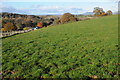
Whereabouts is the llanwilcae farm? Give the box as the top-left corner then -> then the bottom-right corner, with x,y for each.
2,15 -> 118,78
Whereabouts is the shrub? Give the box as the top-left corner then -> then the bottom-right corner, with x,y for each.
37,22 -> 43,28
15,23 -> 23,30
25,20 -> 33,27
3,22 -> 14,31
23,27 -> 30,30
54,19 -> 61,24
60,13 -> 78,24
1,28 -> 5,32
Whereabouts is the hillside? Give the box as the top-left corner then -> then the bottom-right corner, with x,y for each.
1,12 -> 42,19
1,12 -> 59,31
2,15 -> 118,79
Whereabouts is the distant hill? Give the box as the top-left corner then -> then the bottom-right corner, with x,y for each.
1,12 -> 42,19
113,11 -> 119,14
1,12 -> 60,19
82,12 -> 94,15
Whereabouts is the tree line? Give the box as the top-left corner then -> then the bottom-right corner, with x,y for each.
93,7 -> 112,16
1,7 -> 113,32
1,12 -> 56,32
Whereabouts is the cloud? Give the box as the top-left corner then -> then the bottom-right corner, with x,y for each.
0,0 -> 9,2
1,2 -> 117,15
1,5 -> 85,15
0,5 -> 28,14
108,0 -> 120,2
36,6 -> 84,15
33,6 -> 84,14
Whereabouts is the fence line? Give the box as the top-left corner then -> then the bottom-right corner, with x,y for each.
0,29 -> 33,38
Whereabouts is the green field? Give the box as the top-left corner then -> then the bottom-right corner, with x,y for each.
2,15 -> 118,78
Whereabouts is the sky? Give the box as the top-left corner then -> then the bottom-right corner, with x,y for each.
0,0 -> 119,15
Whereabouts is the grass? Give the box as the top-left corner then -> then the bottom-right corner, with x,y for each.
2,15 -> 118,78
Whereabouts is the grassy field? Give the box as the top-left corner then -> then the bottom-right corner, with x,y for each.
2,15 -> 118,79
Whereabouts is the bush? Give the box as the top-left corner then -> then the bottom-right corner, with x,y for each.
60,13 -> 78,24
37,22 -> 43,28
1,28 -> 5,32
15,23 -> 23,30
23,27 -> 30,30
54,19 -> 61,24
3,22 -> 14,31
